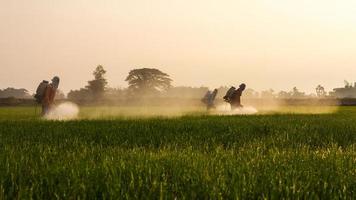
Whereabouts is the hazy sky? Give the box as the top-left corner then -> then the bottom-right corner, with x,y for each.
1,0 -> 356,94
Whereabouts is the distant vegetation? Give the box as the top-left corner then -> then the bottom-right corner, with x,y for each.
0,65 -> 347,104
0,88 -> 31,99
68,65 -> 108,102
63,65 -> 336,104
126,68 -> 172,96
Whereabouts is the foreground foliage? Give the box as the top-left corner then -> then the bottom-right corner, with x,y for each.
0,107 -> 355,199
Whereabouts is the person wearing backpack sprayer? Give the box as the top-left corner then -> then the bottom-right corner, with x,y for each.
201,89 -> 218,111
223,83 -> 246,110
34,76 -> 60,116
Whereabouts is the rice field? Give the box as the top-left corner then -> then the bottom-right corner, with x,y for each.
0,105 -> 355,199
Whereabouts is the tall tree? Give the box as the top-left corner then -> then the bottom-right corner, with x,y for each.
86,65 -> 108,100
316,85 -> 326,97
125,68 -> 172,95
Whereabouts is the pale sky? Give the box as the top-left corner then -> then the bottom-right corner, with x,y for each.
1,0 -> 356,94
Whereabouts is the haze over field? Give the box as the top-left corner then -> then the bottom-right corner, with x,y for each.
1,0 -> 356,93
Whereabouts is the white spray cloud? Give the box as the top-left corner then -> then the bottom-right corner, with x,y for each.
45,102 -> 79,120
215,104 -> 258,115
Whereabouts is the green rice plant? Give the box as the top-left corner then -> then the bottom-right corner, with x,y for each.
0,106 -> 355,199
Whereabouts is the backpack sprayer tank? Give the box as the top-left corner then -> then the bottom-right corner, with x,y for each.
223,87 -> 236,103
34,80 -> 49,103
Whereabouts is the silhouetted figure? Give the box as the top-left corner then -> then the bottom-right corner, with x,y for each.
202,89 -> 218,110
35,76 -> 60,116
223,83 -> 246,110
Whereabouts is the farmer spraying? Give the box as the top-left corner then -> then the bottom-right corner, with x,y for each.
34,76 -> 60,116
223,83 -> 246,110
201,89 -> 218,111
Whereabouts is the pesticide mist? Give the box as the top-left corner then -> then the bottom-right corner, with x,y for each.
216,104 -> 258,115
45,102 -> 79,120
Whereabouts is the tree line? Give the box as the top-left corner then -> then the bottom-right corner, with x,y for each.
67,66 -> 174,103
0,88 -> 65,99
0,65 -> 333,101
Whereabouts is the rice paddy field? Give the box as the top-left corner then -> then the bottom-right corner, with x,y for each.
0,105 -> 355,199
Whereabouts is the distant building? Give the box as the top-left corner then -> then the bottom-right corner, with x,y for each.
332,82 -> 356,98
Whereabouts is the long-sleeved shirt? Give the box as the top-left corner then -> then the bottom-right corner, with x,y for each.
231,88 -> 243,106
42,84 -> 56,106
